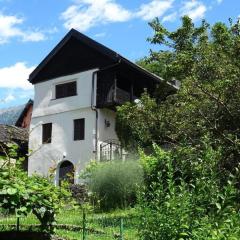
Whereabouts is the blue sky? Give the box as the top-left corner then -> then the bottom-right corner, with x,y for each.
0,0 -> 239,108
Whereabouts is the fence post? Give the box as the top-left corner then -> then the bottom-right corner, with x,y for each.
120,217 -> 124,240
82,210 -> 86,240
16,217 -> 20,232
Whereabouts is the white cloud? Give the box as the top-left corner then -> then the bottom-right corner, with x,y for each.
61,0 -> 132,32
61,0 -> 175,31
0,93 -> 15,103
94,32 -> 107,38
162,12 -> 177,22
61,0 -> 210,31
0,12 -> 46,44
136,0 -> 174,21
22,31 -> 46,42
0,62 -> 34,90
216,0 -> 223,4
180,0 -> 207,21
19,90 -> 34,99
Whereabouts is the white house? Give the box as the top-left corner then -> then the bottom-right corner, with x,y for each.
28,29 -> 176,185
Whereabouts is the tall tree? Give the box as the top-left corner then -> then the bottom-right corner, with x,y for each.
116,16 -> 240,169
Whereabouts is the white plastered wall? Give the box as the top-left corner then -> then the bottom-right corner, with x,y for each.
29,70 -> 97,184
97,109 -> 119,160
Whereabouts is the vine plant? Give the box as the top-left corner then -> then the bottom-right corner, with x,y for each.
0,143 -> 71,233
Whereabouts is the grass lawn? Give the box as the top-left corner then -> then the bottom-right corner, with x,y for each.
0,208 -> 139,240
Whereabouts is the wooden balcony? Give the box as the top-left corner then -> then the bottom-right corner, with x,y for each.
95,66 -> 175,109
107,86 -> 136,105
97,85 -> 137,108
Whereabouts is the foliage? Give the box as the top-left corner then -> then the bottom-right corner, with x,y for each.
117,16 -> 240,171
83,161 -> 143,211
116,92 -> 174,153
69,184 -> 88,204
139,144 -> 240,240
116,16 -> 240,239
0,143 -> 71,233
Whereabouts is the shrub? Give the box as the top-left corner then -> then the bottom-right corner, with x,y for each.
84,161 -> 143,211
0,143 -> 72,233
69,184 -> 88,204
138,144 -> 240,240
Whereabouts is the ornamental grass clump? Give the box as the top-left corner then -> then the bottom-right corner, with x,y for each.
84,160 -> 143,211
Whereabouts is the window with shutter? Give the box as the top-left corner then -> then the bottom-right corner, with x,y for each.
74,119 -> 85,140
55,81 -> 77,99
42,123 -> 52,144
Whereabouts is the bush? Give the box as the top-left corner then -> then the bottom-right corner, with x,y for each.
0,143 -> 72,233
84,161 -> 143,211
69,184 -> 88,204
138,144 -> 240,240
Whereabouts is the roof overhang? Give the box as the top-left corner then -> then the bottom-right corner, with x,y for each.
28,29 -> 177,92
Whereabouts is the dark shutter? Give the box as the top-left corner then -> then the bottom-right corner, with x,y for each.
67,81 -> 77,96
42,123 -> 52,144
74,119 -> 85,140
56,81 -> 77,99
56,84 -> 64,99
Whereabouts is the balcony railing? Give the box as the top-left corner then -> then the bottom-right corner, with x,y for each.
100,139 -> 123,161
105,86 -> 136,106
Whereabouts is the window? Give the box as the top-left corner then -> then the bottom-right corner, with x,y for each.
42,123 -> 52,144
55,81 -> 77,99
74,119 -> 85,140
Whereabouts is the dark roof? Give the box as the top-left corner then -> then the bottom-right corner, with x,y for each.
29,29 -> 175,89
0,125 -> 28,143
0,100 -> 33,126
15,99 -> 33,127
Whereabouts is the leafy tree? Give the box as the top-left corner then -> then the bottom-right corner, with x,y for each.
116,92 -> 174,152
117,16 -> 240,171
117,16 -> 240,239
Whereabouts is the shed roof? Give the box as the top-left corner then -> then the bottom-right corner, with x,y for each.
0,124 -> 28,143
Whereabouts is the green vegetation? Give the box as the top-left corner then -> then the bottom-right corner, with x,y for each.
2,16 -> 240,240
138,144 -> 240,239
83,160 -> 143,211
0,143 -> 71,233
0,209 -> 138,240
116,16 -> 240,239
118,16 -> 240,162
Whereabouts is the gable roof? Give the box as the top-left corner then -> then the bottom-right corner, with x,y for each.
0,100 -> 33,126
28,29 -> 170,86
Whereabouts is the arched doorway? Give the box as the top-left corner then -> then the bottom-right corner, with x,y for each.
58,161 -> 75,186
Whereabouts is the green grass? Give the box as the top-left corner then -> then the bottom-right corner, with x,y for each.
0,213 -> 39,225
0,208 -> 139,240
